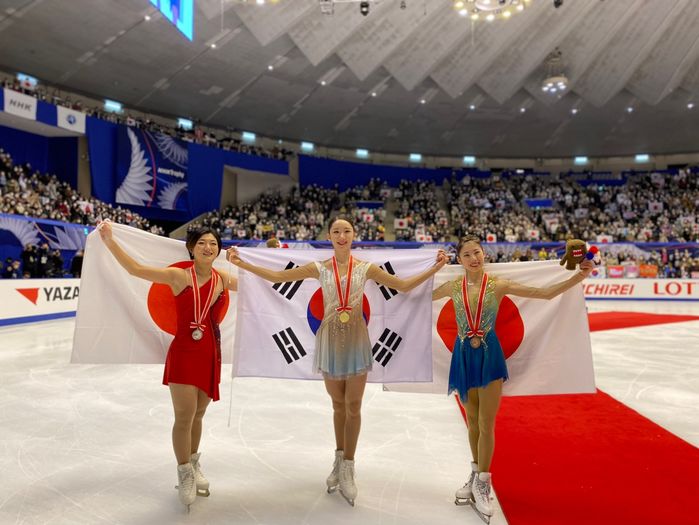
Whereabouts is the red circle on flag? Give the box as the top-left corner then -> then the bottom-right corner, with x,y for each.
147,261 -> 230,335
436,297 -> 524,359
307,287 -> 371,334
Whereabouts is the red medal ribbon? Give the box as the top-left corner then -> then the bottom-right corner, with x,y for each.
190,266 -> 219,333
332,256 -> 354,315
462,273 -> 487,339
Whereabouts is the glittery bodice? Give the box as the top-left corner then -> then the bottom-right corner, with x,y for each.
450,276 -> 498,342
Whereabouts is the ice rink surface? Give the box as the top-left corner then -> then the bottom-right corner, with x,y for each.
1,299 -> 696,525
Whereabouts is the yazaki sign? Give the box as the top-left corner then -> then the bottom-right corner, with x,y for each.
583,279 -> 699,301
0,279 -> 80,325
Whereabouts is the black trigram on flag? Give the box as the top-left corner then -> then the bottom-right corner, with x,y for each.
377,261 -> 399,300
372,328 -> 402,367
272,327 -> 307,364
272,261 -> 304,300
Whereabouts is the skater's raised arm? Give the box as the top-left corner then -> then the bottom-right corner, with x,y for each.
497,259 -> 594,301
99,222 -> 183,287
367,250 -> 448,293
432,280 -> 452,301
226,246 -> 319,283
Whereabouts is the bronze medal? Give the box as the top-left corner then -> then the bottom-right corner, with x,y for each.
463,273 -> 488,346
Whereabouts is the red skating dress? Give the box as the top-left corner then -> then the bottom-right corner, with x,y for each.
162,271 -> 226,401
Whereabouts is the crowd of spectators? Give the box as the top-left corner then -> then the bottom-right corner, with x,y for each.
190,184 -> 340,241
2,78 -> 294,161
343,179 -> 387,241
0,149 -> 163,234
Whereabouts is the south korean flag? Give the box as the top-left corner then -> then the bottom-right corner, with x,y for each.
233,248 -> 438,383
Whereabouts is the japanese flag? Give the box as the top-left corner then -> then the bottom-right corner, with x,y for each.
387,260 -> 595,397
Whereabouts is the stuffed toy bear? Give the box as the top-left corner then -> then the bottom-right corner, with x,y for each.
559,239 -> 587,270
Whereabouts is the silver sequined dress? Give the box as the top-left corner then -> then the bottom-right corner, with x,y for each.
313,260 -> 372,379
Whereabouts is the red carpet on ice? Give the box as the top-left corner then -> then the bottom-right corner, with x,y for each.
471,311 -> 699,525
587,311 -> 699,332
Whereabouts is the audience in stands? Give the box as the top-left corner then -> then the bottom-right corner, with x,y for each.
190,184 -> 340,241
0,149 -> 164,234
1,79 -> 294,161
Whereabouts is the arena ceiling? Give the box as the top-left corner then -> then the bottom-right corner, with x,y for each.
1,0 -> 699,158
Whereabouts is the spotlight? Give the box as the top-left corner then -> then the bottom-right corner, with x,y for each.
553,0 -> 563,7
360,1 -> 369,16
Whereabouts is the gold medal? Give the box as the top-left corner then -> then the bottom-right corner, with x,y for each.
332,256 -> 354,324
470,336 -> 481,349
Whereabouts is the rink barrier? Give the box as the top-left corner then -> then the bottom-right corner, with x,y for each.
583,278 -> 699,301
1,276 -> 697,327
0,278 -> 80,326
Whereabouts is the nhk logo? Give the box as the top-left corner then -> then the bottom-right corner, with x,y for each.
16,286 -> 80,305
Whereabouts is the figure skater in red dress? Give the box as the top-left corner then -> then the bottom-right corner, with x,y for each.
99,222 -> 237,511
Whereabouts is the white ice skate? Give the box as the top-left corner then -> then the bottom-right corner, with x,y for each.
191,452 -> 210,497
175,463 -> 197,512
470,472 -> 493,524
454,462 -> 479,505
339,459 -> 357,507
326,450 -> 344,494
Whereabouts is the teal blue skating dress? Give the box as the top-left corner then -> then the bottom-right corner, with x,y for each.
447,276 -> 509,401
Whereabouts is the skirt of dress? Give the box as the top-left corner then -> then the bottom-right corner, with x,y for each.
448,331 -> 508,401
313,315 -> 372,380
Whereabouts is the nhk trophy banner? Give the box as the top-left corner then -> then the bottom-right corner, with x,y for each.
233,248 -> 438,383
71,223 -> 237,364
388,260 -> 595,397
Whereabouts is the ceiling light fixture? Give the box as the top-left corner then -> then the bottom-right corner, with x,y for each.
541,48 -> 569,95
453,0 -> 531,22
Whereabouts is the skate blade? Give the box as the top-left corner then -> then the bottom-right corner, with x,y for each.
327,485 -> 338,494
456,497 -> 491,524
340,492 -> 355,507
471,502 -> 492,524
197,488 -> 210,497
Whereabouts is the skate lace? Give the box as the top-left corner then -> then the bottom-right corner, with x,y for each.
341,463 -> 355,482
463,470 -> 476,489
193,461 -> 205,479
477,479 -> 491,499
180,468 -> 195,490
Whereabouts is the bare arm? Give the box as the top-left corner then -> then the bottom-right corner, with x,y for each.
367,251 -> 448,293
226,247 -> 319,283
498,260 -> 593,300
217,269 -> 239,291
99,222 -> 182,287
432,281 -> 452,301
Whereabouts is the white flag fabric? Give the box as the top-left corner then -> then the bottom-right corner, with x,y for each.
71,224 -> 238,364
388,260 -> 595,397
233,248 -> 437,383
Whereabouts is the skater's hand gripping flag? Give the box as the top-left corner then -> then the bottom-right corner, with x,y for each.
233,248 -> 437,383
71,223 -> 237,364
387,260 -> 596,397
